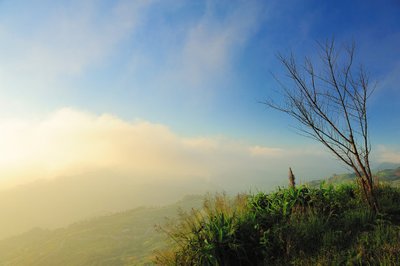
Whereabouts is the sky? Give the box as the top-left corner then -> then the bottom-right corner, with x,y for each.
0,0 -> 399,190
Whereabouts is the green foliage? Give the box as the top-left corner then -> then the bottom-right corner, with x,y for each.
156,194 -> 251,265
1,173 -> 399,265
156,184 -> 400,265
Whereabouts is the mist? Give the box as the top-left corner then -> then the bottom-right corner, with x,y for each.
0,108 -> 345,239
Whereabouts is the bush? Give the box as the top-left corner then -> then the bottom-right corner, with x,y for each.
155,184 -> 400,265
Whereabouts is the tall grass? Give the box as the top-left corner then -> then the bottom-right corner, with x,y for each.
155,183 -> 400,265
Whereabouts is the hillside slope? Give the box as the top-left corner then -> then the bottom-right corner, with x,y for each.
0,172 -> 213,240
0,195 -> 203,266
1,167 -> 399,265
308,167 -> 400,187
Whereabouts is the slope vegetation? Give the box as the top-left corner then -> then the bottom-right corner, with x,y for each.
0,195 -> 203,265
156,184 -> 400,265
0,167 -> 399,265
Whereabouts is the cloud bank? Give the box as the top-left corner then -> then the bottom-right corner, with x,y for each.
0,108 -> 342,190
376,145 -> 400,164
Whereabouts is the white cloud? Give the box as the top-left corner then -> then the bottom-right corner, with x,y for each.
180,9 -> 254,84
0,0 -> 153,91
0,108 -> 204,186
249,145 -> 284,157
376,145 -> 400,164
154,0 -> 265,95
0,108 -> 343,190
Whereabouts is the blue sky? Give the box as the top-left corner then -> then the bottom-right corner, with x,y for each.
0,0 -> 399,189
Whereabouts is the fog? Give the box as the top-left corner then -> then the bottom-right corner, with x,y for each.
0,108 -> 346,239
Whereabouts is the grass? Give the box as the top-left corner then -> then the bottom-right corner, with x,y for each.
155,183 -> 400,265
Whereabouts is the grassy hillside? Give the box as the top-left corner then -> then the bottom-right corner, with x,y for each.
0,195 -> 203,266
1,167 -> 399,265
157,184 -> 400,265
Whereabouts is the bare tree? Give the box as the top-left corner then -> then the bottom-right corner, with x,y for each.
267,39 -> 378,212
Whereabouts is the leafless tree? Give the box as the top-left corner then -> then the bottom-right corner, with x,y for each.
267,39 -> 378,212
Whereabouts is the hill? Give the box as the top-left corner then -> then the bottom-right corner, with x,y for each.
0,171 -> 213,240
308,167 -> 400,187
0,195 -> 203,266
1,167 -> 399,265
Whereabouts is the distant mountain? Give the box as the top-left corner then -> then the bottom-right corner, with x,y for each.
375,162 -> 400,171
0,171 -> 213,240
0,195 -> 203,266
308,167 -> 400,187
375,167 -> 400,186
2,167 -> 399,265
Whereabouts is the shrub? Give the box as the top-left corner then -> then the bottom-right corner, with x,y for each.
154,183 -> 400,265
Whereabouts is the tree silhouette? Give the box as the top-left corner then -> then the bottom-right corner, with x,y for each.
267,39 -> 378,212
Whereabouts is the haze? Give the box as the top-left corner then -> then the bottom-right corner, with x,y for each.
0,0 -> 399,239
